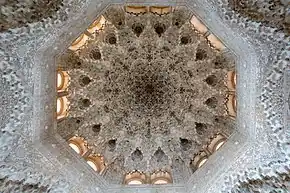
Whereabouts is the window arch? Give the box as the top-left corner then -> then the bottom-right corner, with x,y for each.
207,34 -> 225,51
214,140 -> 226,151
87,15 -> 106,34
69,33 -> 89,51
226,94 -> 237,118
56,96 -> 69,119
69,143 -> 81,154
190,15 -> 208,34
68,136 -> 88,156
197,157 -> 208,168
85,154 -> 106,174
150,171 -> 172,185
226,71 -> 236,91
124,6 -> 148,15
207,133 -> 227,153
149,6 -> 172,15
191,151 -> 208,171
57,71 -> 70,92
124,171 -> 147,185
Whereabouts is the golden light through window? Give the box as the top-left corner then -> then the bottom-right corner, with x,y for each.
56,98 -> 62,114
214,141 -> 225,151
87,15 -> 106,34
153,179 -> 168,185
197,157 -> 208,168
56,96 -> 69,119
149,6 -> 172,15
69,143 -> 81,154
87,160 -> 98,171
57,71 -> 70,92
226,71 -> 236,91
69,33 -> 89,51
127,180 -> 143,185
57,73 -> 62,88
85,155 -> 106,173
125,6 -> 148,14
207,34 -> 225,50
226,94 -> 237,118
190,15 -> 208,34
124,171 -> 147,185
150,171 -> 172,185
67,136 -> 88,156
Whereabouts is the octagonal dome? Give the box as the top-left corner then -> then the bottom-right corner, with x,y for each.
55,5 -> 237,185
1,0 -> 288,193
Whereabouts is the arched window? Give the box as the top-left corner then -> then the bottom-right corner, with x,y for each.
214,140 -> 225,151
191,151 -> 208,171
150,171 -> 172,185
190,15 -> 208,34
226,94 -> 237,118
87,15 -> 106,34
57,71 -> 70,92
68,136 -> 88,156
149,6 -> 172,15
56,96 -> 69,119
124,6 -> 148,15
127,180 -> 143,185
124,171 -> 146,185
226,71 -> 236,91
69,143 -> 81,154
197,157 -> 208,168
207,133 -> 227,153
85,154 -> 106,174
69,33 -> 89,51
207,34 -> 225,50
87,160 -> 98,171
153,179 -> 168,185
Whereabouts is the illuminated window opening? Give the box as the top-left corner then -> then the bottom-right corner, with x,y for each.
125,6 -> 148,15
56,98 -> 62,114
69,33 -> 89,51
86,155 -> 106,174
127,179 -> 143,185
149,6 -> 172,15
207,34 -> 225,51
190,15 -> 208,34
226,71 -> 236,91
87,15 -> 106,34
153,179 -> 168,185
69,143 -> 81,154
191,151 -> 208,171
124,171 -> 147,185
226,94 -> 237,118
56,96 -> 69,119
57,73 -> 62,88
197,157 -> 208,168
150,171 -> 172,185
207,134 -> 227,153
67,136 -> 88,156
57,71 -> 70,92
87,160 -> 98,171
214,140 -> 225,151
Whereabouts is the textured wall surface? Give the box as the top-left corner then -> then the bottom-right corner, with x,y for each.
0,0 -> 289,192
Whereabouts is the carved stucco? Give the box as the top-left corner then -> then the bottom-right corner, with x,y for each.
56,5 -> 235,184
0,0 -> 289,192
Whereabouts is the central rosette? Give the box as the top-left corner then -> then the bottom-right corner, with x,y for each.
104,57 -> 177,118
128,62 -> 175,116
